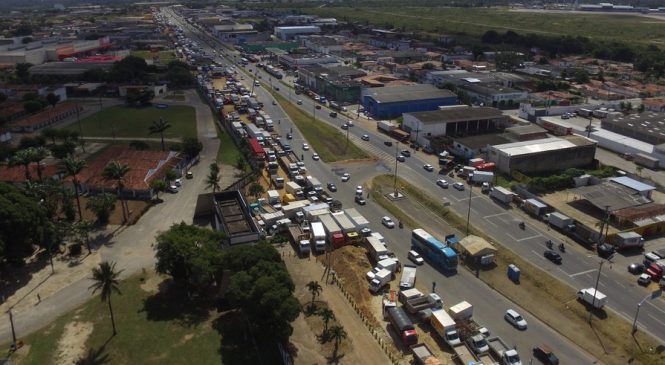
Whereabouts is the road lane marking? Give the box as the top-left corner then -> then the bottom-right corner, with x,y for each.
569,268 -> 597,277
517,234 -> 543,242
648,313 -> 665,327
645,300 -> 665,317
483,212 -> 509,219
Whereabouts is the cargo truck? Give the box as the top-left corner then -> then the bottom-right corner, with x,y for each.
345,208 -> 369,232
577,288 -> 607,309
431,309 -> 462,347
490,186 -> 515,204
404,293 -> 443,314
287,224 -> 310,256
611,231 -> 645,250
367,258 -> 399,281
310,221 -> 327,254
270,175 -> 284,189
319,214 -> 345,249
544,212 -> 576,232
369,269 -> 392,293
377,120 -> 410,141
331,211 -> 356,234
523,198 -> 548,217
280,200 -> 310,219
384,302 -> 419,346
448,301 -> 473,321
367,236 -> 390,263
285,181 -> 304,199
410,343 -> 443,365
488,337 -> 522,365
399,264 -> 417,290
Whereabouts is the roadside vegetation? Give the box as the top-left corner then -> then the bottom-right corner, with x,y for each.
130,50 -> 176,65
369,174 -> 664,365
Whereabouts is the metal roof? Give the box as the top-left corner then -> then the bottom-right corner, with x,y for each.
405,106 -> 503,124
610,176 -> 656,192
493,137 -> 592,157
569,181 -> 651,212
363,84 -> 455,104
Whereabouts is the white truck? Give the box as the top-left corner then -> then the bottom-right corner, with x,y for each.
544,212 -> 576,232
399,264 -> 417,290
310,221 -> 327,254
285,181 -> 304,199
488,337 -> 522,365
331,211 -> 356,233
448,301 -> 473,321
367,258 -> 399,281
366,236 -> 390,263
612,231 -> 645,250
431,309 -> 461,347
319,213 -> 342,246
280,200 -> 310,219
490,186 -> 515,204
369,269 -> 392,293
577,288 -> 607,309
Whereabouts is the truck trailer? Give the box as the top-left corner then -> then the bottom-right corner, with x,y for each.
523,198 -> 548,217
490,186 -> 515,204
544,212 -> 576,232
399,264 -> 417,290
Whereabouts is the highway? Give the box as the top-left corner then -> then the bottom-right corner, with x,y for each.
163,7 -> 659,363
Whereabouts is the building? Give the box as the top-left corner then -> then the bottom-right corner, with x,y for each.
601,112 -> 665,145
301,35 -> 344,54
402,106 -> 506,146
298,64 -> 365,103
450,134 -> 513,160
212,23 -> 258,44
643,97 -> 665,112
274,26 -> 321,41
361,84 -> 457,119
0,37 -> 113,65
276,52 -> 337,70
10,102 -> 83,133
488,136 -> 597,174
458,83 -> 528,107
29,57 -> 118,77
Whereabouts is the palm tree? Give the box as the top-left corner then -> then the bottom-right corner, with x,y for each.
327,325 -> 347,359
31,147 -> 49,181
205,162 -> 221,193
102,161 -> 131,223
306,281 -> 322,310
149,117 -> 171,151
74,220 -> 95,255
318,308 -> 335,335
89,261 -> 123,335
59,157 -> 87,221
9,148 -> 34,181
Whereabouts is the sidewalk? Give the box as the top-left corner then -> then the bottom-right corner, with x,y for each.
279,246 -> 391,365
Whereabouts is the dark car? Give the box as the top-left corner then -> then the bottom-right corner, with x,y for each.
533,345 -> 559,365
598,243 -> 615,259
544,250 -> 562,264
327,182 -> 337,192
384,141 -> 393,146
286,133 -> 293,140
400,150 -> 411,157
355,195 -> 366,205
329,111 -> 337,118
628,263 -> 645,275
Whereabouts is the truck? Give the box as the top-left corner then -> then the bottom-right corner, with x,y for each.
377,120 -> 410,141
451,343 -> 481,365
287,224 -> 310,256
369,269 -> 392,293
448,301 -> 473,321
404,293 -> 443,314
305,175 -> 323,193
611,231 -> 645,250
523,198 -> 548,217
399,264 -> 417,290
267,190 -> 281,210
319,214 -> 345,249
384,302 -> 419,346
331,211 -> 356,233
310,221 -> 327,254
488,337 -> 522,365
367,258 -> 399,281
280,200 -> 310,219
410,343 -> 443,365
490,186 -> 515,204
285,181 -> 304,199
469,171 -> 494,184
270,174 -> 284,189
345,208 -> 369,232
431,309 -> 461,347
367,236 -> 389,263
544,212 -> 576,232
634,153 -> 659,169
577,288 -> 607,309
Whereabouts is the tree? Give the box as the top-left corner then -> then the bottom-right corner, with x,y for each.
328,325 -> 347,359
89,261 -> 123,335
165,66 -> 195,87
164,169 -> 177,185
86,193 -> 116,224
41,128 -> 59,144
150,179 -> 167,200
15,63 -> 32,81
181,137 -> 202,159
23,100 -> 44,114
235,156 -> 246,171
10,148 -> 35,181
205,162 -> 221,193
318,308 -> 335,335
14,23 -> 33,36
248,182 -> 264,199
0,92 -> 7,103
149,117 -> 171,151
129,140 -> 149,150
102,161 -> 130,223
31,147 -> 49,181
306,281 -> 322,310
481,30 -> 501,44
46,93 -> 61,109
59,158 -> 87,221
72,219 -> 95,254
573,69 -> 590,84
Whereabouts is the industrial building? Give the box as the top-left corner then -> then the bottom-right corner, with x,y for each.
212,23 -> 258,44
458,83 -> 528,107
297,64 -> 365,103
601,112 -> 665,146
0,37 -> 113,65
361,84 -> 457,119
274,26 -> 321,41
276,52 -> 338,70
450,134 -> 513,160
402,106 -> 507,146
488,136 -> 597,174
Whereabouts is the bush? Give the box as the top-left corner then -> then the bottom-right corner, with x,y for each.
69,242 -> 83,256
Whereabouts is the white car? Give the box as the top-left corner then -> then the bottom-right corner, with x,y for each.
423,164 -> 434,172
361,134 -> 370,141
312,153 -> 320,160
504,309 -> 528,330
355,185 -> 363,195
174,178 -> 182,187
168,185 -> 178,193
346,120 -> 354,127
302,143 -> 309,150
341,173 -> 350,182
297,99 -> 303,105
436,179 -> 449,188
408,250 -> 424,265
381,216 -> 395,228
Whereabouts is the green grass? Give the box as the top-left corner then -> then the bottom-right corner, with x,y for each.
271,91 -> 369,162
130,50 -> 176,64
302,7 -> 665,46
215,124 -> 243,167
63,105 -> 197,140
5,273 -> 277,365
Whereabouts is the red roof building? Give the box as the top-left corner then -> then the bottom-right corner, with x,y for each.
10,102 -> 83,133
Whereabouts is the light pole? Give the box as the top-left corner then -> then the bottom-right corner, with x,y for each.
632,290 -> 661,335
393,142 -> 399,198
7,307 -> 16,350
588,259 -> 606,324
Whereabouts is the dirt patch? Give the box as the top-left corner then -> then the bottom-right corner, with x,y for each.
78,197 -> 151,226
54,320 -> 94,365
139,273 -> 163,294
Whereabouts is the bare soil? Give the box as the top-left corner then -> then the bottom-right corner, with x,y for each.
78,197 -> 151,226
54,320 -> 94,365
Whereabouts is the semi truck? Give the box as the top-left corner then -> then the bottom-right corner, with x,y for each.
431,309 -> 461,347
410,343 -> 443,365
384,302 -> 419,346
523,198 -> 548,217
544,212 -> 576,232
367,236 -> 390,263
488,337 -> 522,365
319,213 -> 345,249
399,264 -> 417,290
310,221 -> 327,254
490,186 -> 515,204
287,224 -> 310,256
577,288 -> 607,309
377,120 -> 410,141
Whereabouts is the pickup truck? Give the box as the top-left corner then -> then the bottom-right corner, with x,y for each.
488,337 -> 522,365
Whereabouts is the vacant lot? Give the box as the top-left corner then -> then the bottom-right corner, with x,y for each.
63,105 -> 197,140
303,7 -> 665,45
6,272 -> 280,365
130,50 -> 176,64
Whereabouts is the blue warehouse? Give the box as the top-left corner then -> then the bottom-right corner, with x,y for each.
361,84 -> 457,119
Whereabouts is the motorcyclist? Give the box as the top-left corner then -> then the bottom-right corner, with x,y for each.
546,240 -> 553,249
559,243 -> 565,252
519,221 -> 525,229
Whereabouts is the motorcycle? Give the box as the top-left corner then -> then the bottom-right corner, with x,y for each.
398,221 -> 404,229
519,221 -> 525,230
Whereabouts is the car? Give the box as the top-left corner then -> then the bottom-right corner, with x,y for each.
185,171 -> 193,179
355,185 -> 363,195
423,164 -> 434,172
360,227 -> 372,237
346,120 -> 354,127
315,105 -> 321,109
598,243 -> 615,258
504,309 -> 528,330
341,173 -> 350,182
453,182 -> 465,191
408,250 -> 424,265
329,111 -> 337,117
302,143 -> 309,150
638,273 -> 651,286
396,155 -> 406,162
272,100 -> 277,105
381,216 -> 395,228
341,123 -> 348,130
297,100 -> 303,105
355,195 -> 366,205
384,141 -> 393,146
628,263 -> 644,274
532,345 -> 560,365
168,185 -> 178,193
544,250 -> 562,264
312,153 -> 320,160
361,134 -> 370,141
174,178 -> 182,187
286,133 -> 293,140
327,182 -> 337,192
436,179 -> 449,188
400,150 -> 411,157
274,86 -> 280,91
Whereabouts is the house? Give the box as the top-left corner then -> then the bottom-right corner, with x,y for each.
10,102 -> 83,133
643,97 -> 665,112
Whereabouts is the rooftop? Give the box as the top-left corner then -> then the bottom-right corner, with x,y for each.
610,176 -> 656,193
459,83 -> 523,96
504,124 -> 547,136
454,133 -> 513,149
362,84 -> 455,104
493,136 -> 595,156
405,106 -> 504,124
570,180 -> 651,212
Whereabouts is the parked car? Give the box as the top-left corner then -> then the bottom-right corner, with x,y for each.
638,273 -> 651,286
453,182 -> 465,191
382,216 -> 395,228
341,173 -> 350,182
361,134 -> 370,141
401,150 -> 411,157
436,179 -> 449,188
185,171 -> 193,179
423,164 -> 434,172
312,153 -> 320,160
408,250 -> 424,265
544,250 -> 562,264
384,141 -> 393,146
397,155 -> 406,162
532,345 -> 560,365
504,309 -> 527,330
355,195 -> 366,205
628,263 -> 644,275
327,182 -> 337,192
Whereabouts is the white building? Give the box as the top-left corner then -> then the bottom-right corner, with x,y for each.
274,26 -> 321,41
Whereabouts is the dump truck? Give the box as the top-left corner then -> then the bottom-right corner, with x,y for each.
577,288 -> 607,309
404,293 -> 443,314
544,212 -> 575,232
384,302 -> 419,346
488,337 -> 522,365
411,343 -> 443,365
399,264 -> 417,290
490,186 -> 515,204
287,224 -> 310,256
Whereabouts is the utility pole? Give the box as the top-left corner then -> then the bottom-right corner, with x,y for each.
7,308 -> 16,350
588,260 -> 605,324
633,291 -> 662,334
466,183 -> 473,235
393,142 -> 400,198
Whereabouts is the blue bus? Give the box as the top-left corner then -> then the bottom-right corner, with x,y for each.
411,229 -> 457,273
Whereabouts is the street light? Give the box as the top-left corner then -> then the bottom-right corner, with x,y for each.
393,142 -> 400,198
632,290 -> 662,335
466,182 -> 473,235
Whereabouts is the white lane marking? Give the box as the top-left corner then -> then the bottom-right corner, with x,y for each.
483,212 -> 510,219
569,268 -> 597,278
517,234 -> 543,242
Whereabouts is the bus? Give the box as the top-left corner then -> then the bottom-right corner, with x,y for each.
411,229 -> 457,273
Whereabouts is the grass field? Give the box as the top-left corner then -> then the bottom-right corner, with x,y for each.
5,272 -> 279,365
63,105 -> 197,140
215,123 -> 243,167
271,91 -> 370,162
130,50 -> 176,64
303,7 -> 665,46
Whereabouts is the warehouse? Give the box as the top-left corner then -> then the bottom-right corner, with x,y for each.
361,84 -> 457,119
402,106 -> 506,146
488,136 -> 597,174
601,112 -> 665,146
274,26 -> 321,41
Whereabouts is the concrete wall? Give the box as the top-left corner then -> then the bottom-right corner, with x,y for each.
490,143 -> 597,174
